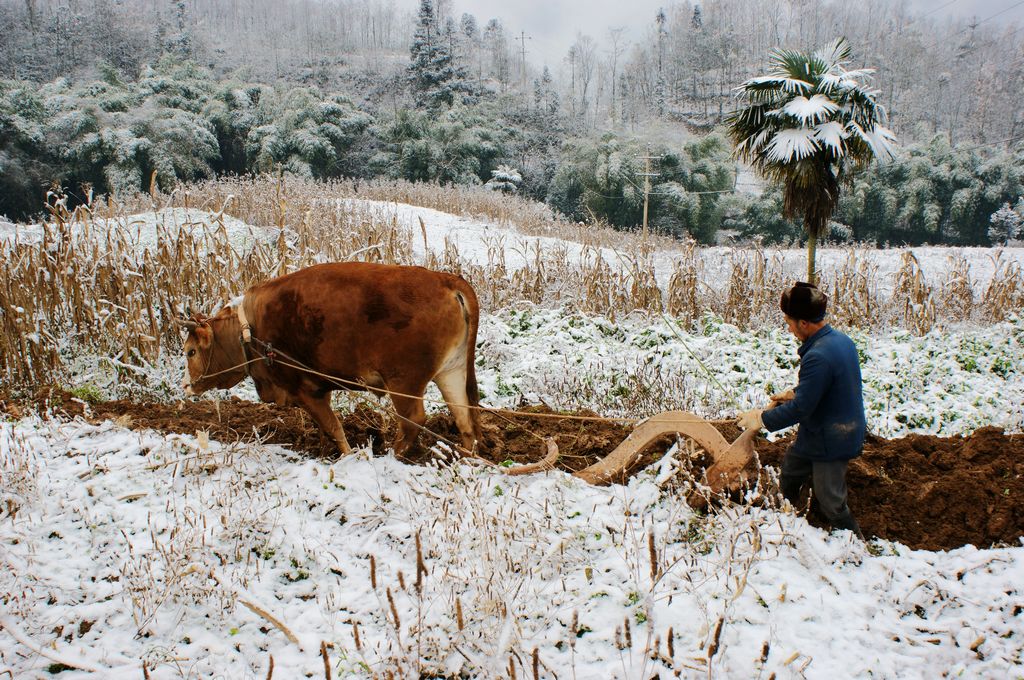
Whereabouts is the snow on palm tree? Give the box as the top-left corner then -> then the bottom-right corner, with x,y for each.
727,38 -> 896,283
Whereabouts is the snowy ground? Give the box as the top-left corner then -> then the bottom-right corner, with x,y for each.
1,418 -> 1021,679
0,208 -> 281,256
2,200 -> 1023,678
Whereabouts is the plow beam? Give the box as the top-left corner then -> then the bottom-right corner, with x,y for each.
572,411 -> 758,492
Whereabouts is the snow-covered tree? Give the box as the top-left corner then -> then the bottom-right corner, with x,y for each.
836,135 -> 1023,246
460,13 -> 482,81
371,104 -> 506,185
547,134 -> 642,227
408,0 -> 473,109
726,37 -> 896,282
0,80 -> 58,218
654,8 -> 667,118
485,164 -> 521,193
989,202 -> 1023,245
482,19 -> 511,88
244,87 -> 370,178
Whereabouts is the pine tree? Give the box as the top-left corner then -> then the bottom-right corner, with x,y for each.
408,0 -> 473,110
655,9 -> 667,118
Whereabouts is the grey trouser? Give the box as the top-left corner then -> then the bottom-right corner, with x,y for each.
780,452 -> 862,537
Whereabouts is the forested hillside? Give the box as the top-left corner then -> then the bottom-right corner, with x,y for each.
1,0 -> 1022,245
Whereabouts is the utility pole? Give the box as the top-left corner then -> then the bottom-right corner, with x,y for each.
639,146 -> 662,241
516,31 -> 532,87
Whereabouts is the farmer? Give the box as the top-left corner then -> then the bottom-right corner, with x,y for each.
736,282 -> 866,538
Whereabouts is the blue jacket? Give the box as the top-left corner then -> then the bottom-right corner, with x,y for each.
761,325 -> 866,461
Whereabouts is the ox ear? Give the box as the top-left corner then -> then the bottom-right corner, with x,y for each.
193,323 -> 214,349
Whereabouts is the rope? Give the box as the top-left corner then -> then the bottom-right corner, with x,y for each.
661,314 -> 741,411
248,352 -> 473,456
186,329 -> 738,437
258,355 -> 735,426
194,358 -> 262,383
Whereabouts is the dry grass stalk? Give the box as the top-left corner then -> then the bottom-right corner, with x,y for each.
706,616 -> 724,660
939,254 -> 974,324
386,587 -> 401,631
648,528 -> 660,581
666,239 -> 701,324
821,249 -> 880,328
983,252 -> 1023,321
1,176 -> 1018,390
238,598 -> 301,647
415,531 -> 426,593
320,640 -> 332,680
892,251 -> 936,334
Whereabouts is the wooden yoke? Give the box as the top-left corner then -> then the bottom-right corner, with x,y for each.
572,411 -> 758,493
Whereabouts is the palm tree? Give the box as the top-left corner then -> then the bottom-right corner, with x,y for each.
726,38 -> 895,283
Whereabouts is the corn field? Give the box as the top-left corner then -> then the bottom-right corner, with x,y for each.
1,175 -> 1022,389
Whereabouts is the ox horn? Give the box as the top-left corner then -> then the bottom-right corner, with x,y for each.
175,317 -> 199,332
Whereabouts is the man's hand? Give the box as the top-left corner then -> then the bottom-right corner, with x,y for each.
768,388 -> 795,407
736,408 -> 764,431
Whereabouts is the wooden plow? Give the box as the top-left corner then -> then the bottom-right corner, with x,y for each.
502,411 -> 758,497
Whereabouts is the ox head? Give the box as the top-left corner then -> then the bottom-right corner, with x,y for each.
177,309 -> 245,396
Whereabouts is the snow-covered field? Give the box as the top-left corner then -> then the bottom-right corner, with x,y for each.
5,202 -> 1022,296
0,208 -> 281,256
2,200 -> 1023,678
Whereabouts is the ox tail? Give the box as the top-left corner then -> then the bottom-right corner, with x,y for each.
454,283 -> 482,442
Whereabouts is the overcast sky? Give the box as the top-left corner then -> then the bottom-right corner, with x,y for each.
445,0 -> 1024,67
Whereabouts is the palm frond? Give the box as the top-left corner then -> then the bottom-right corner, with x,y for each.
766,128 -> 819,163
837,68 -> 876,82
847,121 -> 897,161
735,127 -> 778,161
814,37 -> 852,70
781,94 -> 839,124
740,75 -> 813,95
770,48 -> 827,83
813,121 -> 846,156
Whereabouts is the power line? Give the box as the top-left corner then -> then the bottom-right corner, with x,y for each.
920,0 -> 962,19
953,134 -> 1024,152
919,0 -> 1024,52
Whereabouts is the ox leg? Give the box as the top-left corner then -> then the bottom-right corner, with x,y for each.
296,392 -> 351,456
390,389 -> 428,458
434,370 -> 479,453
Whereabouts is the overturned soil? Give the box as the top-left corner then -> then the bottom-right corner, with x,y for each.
5,391 -> 1023,552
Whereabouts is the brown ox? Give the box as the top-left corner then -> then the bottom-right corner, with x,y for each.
179,262 -> 482,455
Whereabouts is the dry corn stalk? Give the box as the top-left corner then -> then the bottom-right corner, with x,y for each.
892,251 -> 936,334
983,252 -> 1023,321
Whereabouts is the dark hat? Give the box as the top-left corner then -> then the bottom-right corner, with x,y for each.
781,282 -> 827,322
